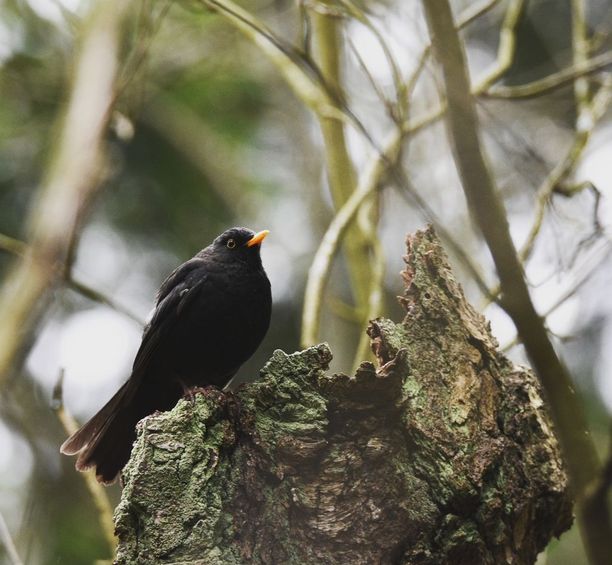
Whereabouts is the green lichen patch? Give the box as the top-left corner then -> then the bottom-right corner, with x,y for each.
114,391 -> 242,564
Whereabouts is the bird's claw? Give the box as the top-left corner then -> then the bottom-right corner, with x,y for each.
181,386 -> 210,403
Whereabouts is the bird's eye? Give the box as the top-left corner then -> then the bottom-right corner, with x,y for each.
226,239 -> 236,249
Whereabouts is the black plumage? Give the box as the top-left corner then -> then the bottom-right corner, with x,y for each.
61,227 -> 271,483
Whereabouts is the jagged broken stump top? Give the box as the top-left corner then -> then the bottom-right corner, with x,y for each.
114,226 -> 571,565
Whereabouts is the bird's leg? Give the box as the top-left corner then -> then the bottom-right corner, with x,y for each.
177,378 -> 209,403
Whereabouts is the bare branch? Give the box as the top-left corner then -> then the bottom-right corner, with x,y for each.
484,50 -> 612,99
301,128 -> 403,348
309,0 -> 374,324
1,234 -> 144,326
0,234 -> 27,257
571,0 -> 591,116
340,0 -> 406,117
518,80 -> 611,262
457,0 -> 503,27
0,511 -> 23,565
65,279 -> 145,326
113,0 -> 172,104
199,0 -> 344,120
472,0 -> 526,92
481,76 -> 611,311
53,371 -> 116,554
0,0 -> 130,386
500,240 -> 612,351
404,0 -> 525,135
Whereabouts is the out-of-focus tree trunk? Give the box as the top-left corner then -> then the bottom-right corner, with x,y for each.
113,228 -> 571,565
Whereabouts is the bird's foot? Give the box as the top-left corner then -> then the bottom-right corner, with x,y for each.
181,385 -> 211,403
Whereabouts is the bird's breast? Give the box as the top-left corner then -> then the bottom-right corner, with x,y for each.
169,267 -> 271,386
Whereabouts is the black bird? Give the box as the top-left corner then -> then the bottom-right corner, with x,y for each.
61,227 -> 271,484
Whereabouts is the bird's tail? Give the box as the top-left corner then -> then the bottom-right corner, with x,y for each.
60,381 -> 139,484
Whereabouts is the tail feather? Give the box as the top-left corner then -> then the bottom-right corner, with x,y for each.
61,376 -> 182,484
60,381 -> 130,455
75,407 -> 137,484
61,381 -> 140,484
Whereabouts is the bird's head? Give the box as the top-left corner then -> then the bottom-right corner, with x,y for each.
211,227 -> 269,265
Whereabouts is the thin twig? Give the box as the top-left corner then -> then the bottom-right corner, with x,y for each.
0,511 -> 23,565
0,234 -> 27,256
1,233 -> 144,326
53,372 -> 116,555
500,240 -> 612,351
404,0 -> 525,135
66,278 -> 145,326
113,0 -> 172,105
472,0 -> 526,92
348,38 -> 396,121
456,0 -> 502,28
340,0 -> 406,117
520,82 -> 612,261
484,49 -> 612,99
199,0 -> 345,120
481,76 -> 612,309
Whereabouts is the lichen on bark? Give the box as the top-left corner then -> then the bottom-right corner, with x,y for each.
114,227 -> 572,564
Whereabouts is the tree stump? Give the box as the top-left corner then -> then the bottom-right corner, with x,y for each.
114,227 -> 572,564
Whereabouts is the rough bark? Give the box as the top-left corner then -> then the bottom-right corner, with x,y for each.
114,227 -> 572,564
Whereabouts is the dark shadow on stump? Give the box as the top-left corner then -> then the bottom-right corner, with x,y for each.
114,227 -> 572,564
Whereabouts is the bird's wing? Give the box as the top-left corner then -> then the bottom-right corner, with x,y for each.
155,257 -> 204,305
127,259 -> 208,393
61,257 -> 209,470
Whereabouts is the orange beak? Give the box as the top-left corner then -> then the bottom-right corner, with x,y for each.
246,230 -> 269,248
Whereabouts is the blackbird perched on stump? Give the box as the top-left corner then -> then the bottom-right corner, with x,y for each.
61,227 -> 272,484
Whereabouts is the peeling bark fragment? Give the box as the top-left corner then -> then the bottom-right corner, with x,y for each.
114,227 -> 571,564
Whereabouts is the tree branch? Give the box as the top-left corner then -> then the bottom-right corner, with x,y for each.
403,0 -> 525,136
0,233 -> 145,326
0,0 -> 129,385
309,0 -> 375,332
482,68 -> 612,309
0,511 -> 23,565
301,127 -> 403,349
198,0 -> 344,120
484,50 -> 612,99
471,0 -> 526,92
53,373 -> 116,555
422,2 -> 612,563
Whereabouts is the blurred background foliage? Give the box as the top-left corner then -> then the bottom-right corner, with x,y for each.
0,0 -> 611,563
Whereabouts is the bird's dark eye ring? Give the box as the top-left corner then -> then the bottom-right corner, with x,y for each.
226,239 -> 236,249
